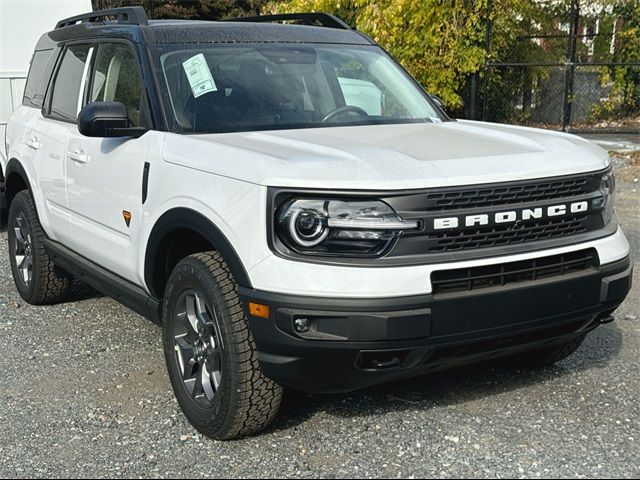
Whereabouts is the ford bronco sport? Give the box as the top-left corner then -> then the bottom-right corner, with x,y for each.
3,7 -> 633,440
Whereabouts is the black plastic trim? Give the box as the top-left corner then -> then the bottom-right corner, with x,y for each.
4,159 -> 32,208
229,13 -> 352,30
144,208 -> 252,298
56,7 -> 149,30
239,256 -> 632,393
430,248 -> 600,296
142,162 -> 150,204
44,238 -> 162,323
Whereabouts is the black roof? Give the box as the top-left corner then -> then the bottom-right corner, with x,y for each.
148,20 -> 372,45
35,9 -> 374,50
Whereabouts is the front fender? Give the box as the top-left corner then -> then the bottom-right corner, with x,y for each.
144,207 -> 254,299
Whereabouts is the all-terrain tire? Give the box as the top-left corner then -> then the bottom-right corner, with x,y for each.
163,251 -> 283,440
7,190 -> 70,305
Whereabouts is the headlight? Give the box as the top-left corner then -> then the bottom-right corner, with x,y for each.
276,198 -> 419,256
595,171 -> 616,225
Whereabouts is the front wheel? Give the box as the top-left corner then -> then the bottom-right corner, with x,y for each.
163,251 -> 283,440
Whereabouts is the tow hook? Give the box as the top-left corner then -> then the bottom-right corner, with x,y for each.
599,315 -> 615,325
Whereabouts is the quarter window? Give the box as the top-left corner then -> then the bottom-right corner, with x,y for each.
90,43 -> 144,127
23,49 -> 56,109
49,45 -> 92,122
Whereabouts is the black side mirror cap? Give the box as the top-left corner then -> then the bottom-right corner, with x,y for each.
78,102 -> 147,138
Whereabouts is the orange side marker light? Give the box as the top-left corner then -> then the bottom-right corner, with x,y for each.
249,302 -> 270,319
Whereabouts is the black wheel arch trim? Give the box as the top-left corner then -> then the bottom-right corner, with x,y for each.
0,152 -> 6,186
144,207 -> 252,299
4,158 -> 33,207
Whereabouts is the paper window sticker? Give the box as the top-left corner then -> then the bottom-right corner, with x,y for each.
182,53 -> 218,98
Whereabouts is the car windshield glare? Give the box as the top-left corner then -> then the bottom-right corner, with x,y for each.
153,44 -> 442,134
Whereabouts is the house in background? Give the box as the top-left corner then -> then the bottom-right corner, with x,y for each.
1,0 -> 92,185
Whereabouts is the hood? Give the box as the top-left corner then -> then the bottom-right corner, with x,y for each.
161,120 -> 610,190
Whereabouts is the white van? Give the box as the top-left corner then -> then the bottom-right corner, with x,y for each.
338,77 -> 383,116
1,0 -> 92,186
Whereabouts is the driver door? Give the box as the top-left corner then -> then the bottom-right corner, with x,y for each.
64,42 -> 151,283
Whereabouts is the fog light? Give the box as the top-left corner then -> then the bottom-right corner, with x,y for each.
294,317 -> 311,333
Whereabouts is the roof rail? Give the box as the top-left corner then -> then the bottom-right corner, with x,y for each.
229,12 -> 351,30
55,6 -> 149,30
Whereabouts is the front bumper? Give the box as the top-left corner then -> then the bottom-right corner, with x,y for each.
240,256 -> 633,394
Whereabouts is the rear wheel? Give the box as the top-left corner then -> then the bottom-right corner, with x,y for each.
7,190 -> 70,305
508,335 -> 587,369
163,251 -> 283,440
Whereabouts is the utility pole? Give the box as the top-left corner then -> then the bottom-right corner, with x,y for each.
469,73 -> 478,120
562,0 -> 580,132
481,0 -> 495,122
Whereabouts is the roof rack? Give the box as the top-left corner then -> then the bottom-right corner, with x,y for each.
229,13 -> 351,30
55,6 -> 149,30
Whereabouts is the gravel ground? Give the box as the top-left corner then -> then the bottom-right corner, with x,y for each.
0,157 -> 638,479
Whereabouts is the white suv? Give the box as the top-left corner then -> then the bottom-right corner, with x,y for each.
4,8 -> 633,440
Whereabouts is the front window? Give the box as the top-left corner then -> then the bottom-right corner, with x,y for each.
89,43 -> 144,127
153,44 -> 442,134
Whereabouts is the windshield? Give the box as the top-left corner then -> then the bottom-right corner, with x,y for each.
153,44 -> 443,134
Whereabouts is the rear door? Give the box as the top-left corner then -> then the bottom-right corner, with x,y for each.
3,47 -> 55,183
34,43 -> 93,243
64,41 -> 151,283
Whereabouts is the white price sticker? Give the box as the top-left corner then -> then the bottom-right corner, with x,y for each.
182,53 -> 218,98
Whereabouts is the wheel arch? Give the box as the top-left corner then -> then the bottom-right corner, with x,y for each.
0,150 -> 6,185
144,207 -> 252,300
4,158 -> 32,209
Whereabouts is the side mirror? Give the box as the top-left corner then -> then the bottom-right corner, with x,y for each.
431,95 -> 445,110
78,102 -> 147,138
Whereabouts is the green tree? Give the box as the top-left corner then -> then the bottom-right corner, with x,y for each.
265,0 -> 488,108
611,1 -> 640,116
92,0 -> 266,19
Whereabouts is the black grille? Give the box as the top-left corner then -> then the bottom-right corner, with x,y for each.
431,249 -> 598,295
429,216 -> 590,253
380,169 -> 609,259
422,174 -> 594,212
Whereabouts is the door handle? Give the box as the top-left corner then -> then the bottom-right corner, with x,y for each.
25,137 -> 40,150
67,150 -> 90,164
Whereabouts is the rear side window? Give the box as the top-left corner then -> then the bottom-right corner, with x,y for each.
23,49 -> 56,109
49,44 -> 92,122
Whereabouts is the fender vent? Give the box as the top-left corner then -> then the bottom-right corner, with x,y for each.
431,249 -> 599,295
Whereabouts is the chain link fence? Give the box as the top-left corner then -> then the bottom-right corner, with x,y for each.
482,63 -> 639,133
475,1 -> 639,134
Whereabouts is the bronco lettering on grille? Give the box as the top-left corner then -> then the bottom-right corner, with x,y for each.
433,201 -> 589,231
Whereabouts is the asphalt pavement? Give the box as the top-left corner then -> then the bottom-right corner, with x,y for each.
0,155 -> 638,479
